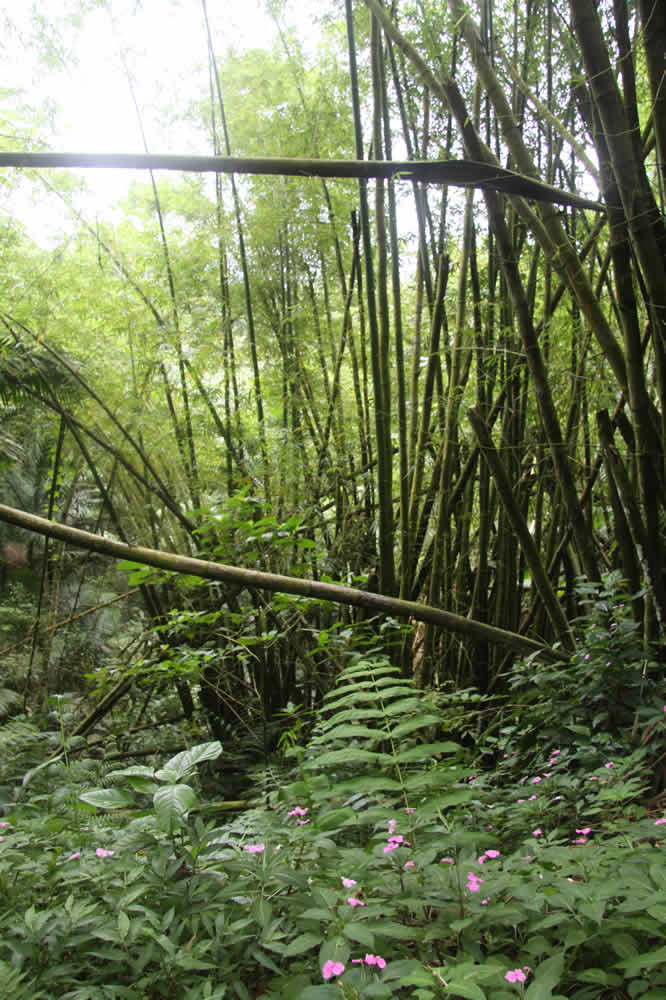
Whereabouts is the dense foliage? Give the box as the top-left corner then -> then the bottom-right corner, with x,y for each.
0,0 -> 664,994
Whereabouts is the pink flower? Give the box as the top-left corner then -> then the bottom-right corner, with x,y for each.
288,806 -> 308,817
96,848 -> 114,858
66,851 -> 81,861
352,954 -> 387,968
481,898 -> 490,904
404,860 -> 414,869
572,837 -> 587,844
505,968 -> 527,983
605,762 -> 614,769
517,798 -> 525,803
384,834 -> 410,853
322,960 -> 345,980
466,873 -> 484,892
388,819 -> 397,836
654,818 -> 666,826
530,776 -> 542,784
532,828 -> 542,837
589,776 -> 599,781
243,844 -> 265,854
485,849 -> 500,858
348,897 -> 366,907
576,827 -> 591,835
296,819 -> 310,825
440,857 -> 454,863
341,877 -> 357,888
0,822 -> 9,828
405,807 -> 415,814
528,795 -> 537,801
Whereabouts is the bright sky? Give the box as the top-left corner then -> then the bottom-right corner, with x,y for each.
2,0 -> 322,241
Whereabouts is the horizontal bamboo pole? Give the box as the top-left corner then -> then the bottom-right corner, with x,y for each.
0,151 -> 604,210
0,502 -> 565,662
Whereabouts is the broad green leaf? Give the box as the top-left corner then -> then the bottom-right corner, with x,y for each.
309,748 -> 394,767
525,953 -> 565,1000
332,776 -> 402,793
251,898 -> 272,928
412,789 -> 475,815
322,724 -> 386,741
616,944 -> 666,975
79,788 -> 135,810
317,807 -> 355,831
342,923 -> 375,949
610,932 -> 638,959
283,933 -> 322,956
153,783 -> 197,831
117,911 -> 130,941
107,765 -> 155,780
155,741 -> 222,782
446,981 -> 486,1000
366,920 -> 417,940
388,715 -> 445,738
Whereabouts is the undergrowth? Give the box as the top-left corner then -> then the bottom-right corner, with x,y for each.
0,583 -> 664,999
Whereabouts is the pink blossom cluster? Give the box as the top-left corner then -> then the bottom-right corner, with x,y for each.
288,805 -> 310,825
322,960 -> 345,980
352,953 -> 387,968
505,966 -> 531,983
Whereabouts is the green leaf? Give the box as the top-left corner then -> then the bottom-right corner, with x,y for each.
322,724 -> 386,741
283,933 -> 322,957
317,807 -> 355,831
332,776 -> 402,793
525,953 -> 565,1000
394,742 -> 462,763
118,911 -> 130,941
343,922 -> 375,948
446,981 -> 486,1000
416,789 -> 476,815
387,715 -> 444,738
297,988 -> 342,999
309,748 -> 393,767
79,788 -> 135,810
610,933 -> 638,959
251,898 -> 272,928
616,944 -> 666,975
366,920 -> 417,940
155,741 -> 222,782
153,784 -> 197,831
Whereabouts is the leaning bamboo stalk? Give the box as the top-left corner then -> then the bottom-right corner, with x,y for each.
0,502 -> 566,663
0,152 -> 604,211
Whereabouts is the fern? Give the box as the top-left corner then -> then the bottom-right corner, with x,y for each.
298,654 -> 465,815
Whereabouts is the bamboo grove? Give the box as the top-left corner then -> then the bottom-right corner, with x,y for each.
0,0 -> 664,732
